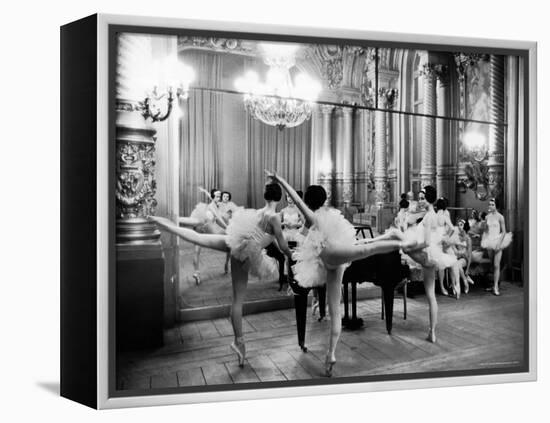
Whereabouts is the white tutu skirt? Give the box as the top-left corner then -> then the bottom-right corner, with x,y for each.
225,209 -> 279,281
292,208 -> 356,288
190,203 -> 209,232
401,224 -> 457,270
481,232 -> 513,251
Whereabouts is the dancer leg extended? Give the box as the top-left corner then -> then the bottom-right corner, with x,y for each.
150,216 -> 229,252
321,238 -> 419,268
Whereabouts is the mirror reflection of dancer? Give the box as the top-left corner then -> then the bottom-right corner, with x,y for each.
220,191 -> 239,274
179,188 -> 227,285
401,186 -> 457,343
266,170 -> 421,377
151,182 -> 293,368
481,198 -> 513,296
434,198 -> 462,298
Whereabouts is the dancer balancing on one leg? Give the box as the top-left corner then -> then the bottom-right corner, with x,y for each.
264,170 -> 422,377
150,182 -> 293,368
400,186 -> 458,343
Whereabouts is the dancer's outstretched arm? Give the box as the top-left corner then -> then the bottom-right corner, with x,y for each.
265,170 -> 316,227
150,216 -> 229,252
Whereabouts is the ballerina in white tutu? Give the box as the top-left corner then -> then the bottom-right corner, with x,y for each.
401,186 -> 457,343
179,188 -> 227,285
481,197 -> 513,296
150,182 -> 293,368
266,170 -> 421,377
434,197 -> 462,298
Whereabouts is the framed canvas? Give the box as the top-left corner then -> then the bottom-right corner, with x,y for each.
60,13 -> 537,409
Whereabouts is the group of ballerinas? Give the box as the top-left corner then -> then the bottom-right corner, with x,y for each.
151,172 -> 421,377
150,174 -> 511,377
178,187 -> 239,284
396,192 -> 513,299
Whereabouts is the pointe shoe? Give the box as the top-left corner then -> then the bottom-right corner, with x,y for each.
325,356 -> 336,377
192,273 -> 201,285
466,275 -> 475,285
230,341 -> 246,367
464,284 -> 469,294
440,288 -> 449,296
492,288 -> 501,296
426,329 -> 437,343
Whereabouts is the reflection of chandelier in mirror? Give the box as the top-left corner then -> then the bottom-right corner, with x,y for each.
234,43 -> 321,130
140,57 -> 195,122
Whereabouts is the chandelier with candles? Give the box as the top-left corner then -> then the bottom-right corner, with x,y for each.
235,43 -> 322,130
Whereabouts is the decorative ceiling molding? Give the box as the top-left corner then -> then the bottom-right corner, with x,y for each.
178,36 -> 256,55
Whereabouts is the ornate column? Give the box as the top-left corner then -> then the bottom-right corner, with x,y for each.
340,106 -> 354,203
373,88 -> 398,204
116,33 -> 160,244
373,101 -> 387,204
434,64 -> 453,201
420,64 -> 437,188
487,54 -> 506,203
319,105 -> 335,204
116,33 -> 164,350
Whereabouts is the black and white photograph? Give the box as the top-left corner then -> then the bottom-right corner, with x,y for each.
112,26 -> 530,395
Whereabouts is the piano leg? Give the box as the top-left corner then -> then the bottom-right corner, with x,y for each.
292,288 -> 309,352
317,286 -> 327,321
342,282 -> 350,327
345,282 -> 364,330
382,284 -> 395,334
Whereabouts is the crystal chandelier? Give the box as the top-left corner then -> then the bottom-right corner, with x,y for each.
235,43 -> 321,130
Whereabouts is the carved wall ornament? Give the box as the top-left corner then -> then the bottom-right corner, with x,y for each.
322,57 -> 344,90
453,52 -> 490,81
116,139 -> 158,219
419,63 -> 449,80
379,87 -> 399,109
178,36 -> 255,54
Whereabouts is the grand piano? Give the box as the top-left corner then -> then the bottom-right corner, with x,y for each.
289,250 -> 410,352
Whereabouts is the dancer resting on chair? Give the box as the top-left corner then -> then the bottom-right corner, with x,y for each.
150,182 -> 293,369
265,170 -> 422,377
178,187 -> 227,285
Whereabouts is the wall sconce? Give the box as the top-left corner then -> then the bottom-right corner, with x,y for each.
458,131 -> 490,200
140,58 -> 195,122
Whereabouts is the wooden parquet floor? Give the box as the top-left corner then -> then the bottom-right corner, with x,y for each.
117,281 -> 525,391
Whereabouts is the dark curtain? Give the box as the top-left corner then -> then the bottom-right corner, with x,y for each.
246,116 -> 312,208
179,51 -> 223,215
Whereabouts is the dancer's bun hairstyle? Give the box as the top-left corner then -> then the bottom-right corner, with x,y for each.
264,183 -> 283,202
304,185 -> 327,211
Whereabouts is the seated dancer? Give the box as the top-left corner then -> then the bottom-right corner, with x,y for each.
401,186 -> 458,343
481,197 -> 513,296
179,188 -> 227,285
265,170 -> 421,377
150,182 -> 293,368
448,218 -> 475,293
219,191 -> 240,274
